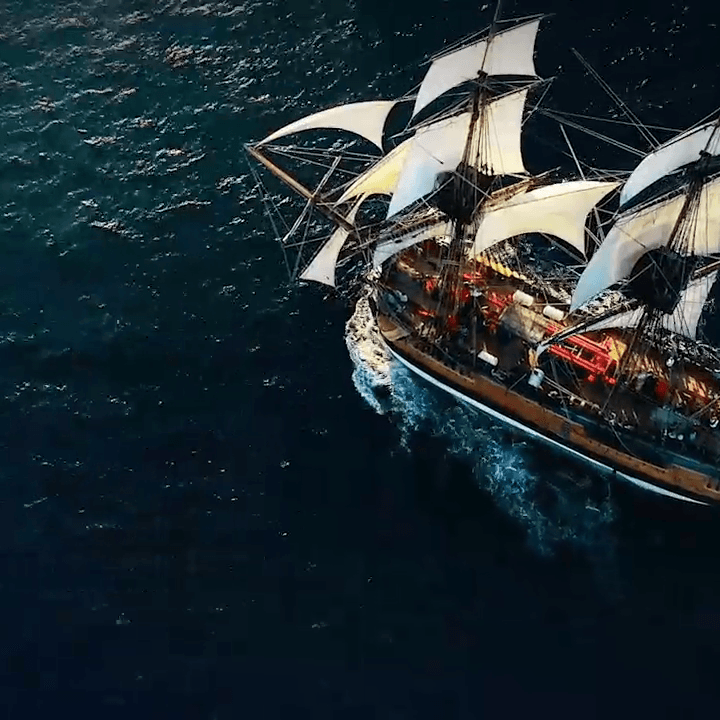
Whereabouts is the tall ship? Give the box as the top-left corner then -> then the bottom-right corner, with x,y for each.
246,13 -> 720,506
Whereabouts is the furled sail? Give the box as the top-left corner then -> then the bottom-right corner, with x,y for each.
258,101 -> 397,151
299,197 -> 364,287
580,271 -> 718,342
335,138 -> 413,204
620,121 -> 720,206
571,176 -> 720,311
388,89 -> 529,218
373,219 -> 451,269
470,180 -> 619,258
412,19 -> 540,119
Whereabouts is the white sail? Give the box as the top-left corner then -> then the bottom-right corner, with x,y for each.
258,101 -> 396,151
621,121 -> 720,206
571,176 -> 720,311
669,270 -> 718,339
336,138 -> 413,204
412,19 -> 540,118
373,220 -> 451,269
388,89 -> 528,218
470,180 -> 619,258
299,198 -> 364,287
581,271 -> 718,342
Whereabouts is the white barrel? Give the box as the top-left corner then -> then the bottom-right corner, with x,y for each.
478,350 -> 499,367
528,368 -> 545,388
513,290 -> 534,307
542,305 -> 565,322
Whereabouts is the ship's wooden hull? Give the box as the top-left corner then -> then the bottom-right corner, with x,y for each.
376,311 -> 720,507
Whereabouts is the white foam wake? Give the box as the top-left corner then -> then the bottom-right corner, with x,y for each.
344,286 -> 618,570
344,287 -> 394,415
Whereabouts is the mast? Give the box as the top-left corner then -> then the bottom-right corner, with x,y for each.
422,100 -> 482,340
432,6 -> 505,334
534,118 -> 720,417
624,119 -> 720,316
431,5 -> 544,337
614,127 -> 720,387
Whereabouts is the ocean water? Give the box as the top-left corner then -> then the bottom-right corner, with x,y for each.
2,0 -> 720,717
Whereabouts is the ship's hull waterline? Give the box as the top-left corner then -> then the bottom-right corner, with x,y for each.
376,312 -> 718,507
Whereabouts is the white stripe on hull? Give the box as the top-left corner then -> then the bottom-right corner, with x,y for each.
386,345 -> 709,506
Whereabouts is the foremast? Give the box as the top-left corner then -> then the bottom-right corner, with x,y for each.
403,14 -> 545,339
246,15 -> 550,288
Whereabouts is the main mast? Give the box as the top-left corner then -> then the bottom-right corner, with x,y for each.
533,118 -> 720,420
567,118 -> 720,338
430,9 -> 512,337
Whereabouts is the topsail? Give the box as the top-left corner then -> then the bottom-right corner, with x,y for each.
620,121 -> 720,206
412,19 -> 540,118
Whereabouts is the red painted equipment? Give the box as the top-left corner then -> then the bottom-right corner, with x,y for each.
547,331 -> 617,384
422,278 -> 472,307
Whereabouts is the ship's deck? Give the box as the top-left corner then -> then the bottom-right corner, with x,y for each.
380,244 -> 720,484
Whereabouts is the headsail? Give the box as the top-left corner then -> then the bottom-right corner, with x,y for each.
258,101 -> 397,151
620,121 -> 720,206
470,180 -> 619,258
412,19 -> 540,119
388,89 -> 529,218
335,138 -> 413,204
571,175 -> 720,311
299,197 -> 364,287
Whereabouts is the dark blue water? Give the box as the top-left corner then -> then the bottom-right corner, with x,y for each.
2,0 -> 720,717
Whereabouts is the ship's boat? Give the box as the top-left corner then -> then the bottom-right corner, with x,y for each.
246,12 -> 720,506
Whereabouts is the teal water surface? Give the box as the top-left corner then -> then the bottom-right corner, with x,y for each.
2,1 -> 720,717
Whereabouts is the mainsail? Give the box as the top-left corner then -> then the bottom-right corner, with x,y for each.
580,271 -> 718,341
